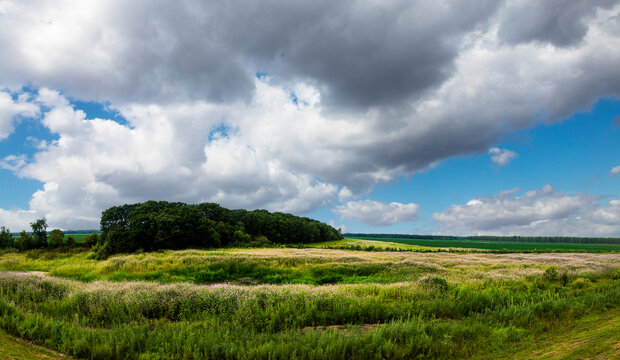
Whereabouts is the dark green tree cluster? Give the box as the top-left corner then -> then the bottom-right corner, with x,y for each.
94,201 -> 342,258
0,226 -> 13,249
0,219 -> 49,251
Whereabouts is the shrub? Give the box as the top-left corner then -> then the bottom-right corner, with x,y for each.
66,236 -> 76,248
48,229 -> 65,248
17,231 -> 33,252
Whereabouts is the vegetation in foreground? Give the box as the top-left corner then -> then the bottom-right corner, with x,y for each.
0,247 -> 618,359
0,328 -> 72,360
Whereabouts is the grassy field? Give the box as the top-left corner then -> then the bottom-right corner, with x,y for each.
349,237 -> 620,252
0,246 -> 618,359
0,328 -> 72,360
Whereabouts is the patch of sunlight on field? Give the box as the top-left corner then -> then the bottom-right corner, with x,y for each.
0,329 -> 72,360
312,238 -> 438,251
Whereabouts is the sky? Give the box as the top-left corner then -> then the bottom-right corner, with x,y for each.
0,0 -> 619,236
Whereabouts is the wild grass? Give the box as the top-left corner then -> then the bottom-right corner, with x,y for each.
0,247 -> 617,285
0,269 -> 618,359
0,247 -> 618,359
0,328 -> 73,360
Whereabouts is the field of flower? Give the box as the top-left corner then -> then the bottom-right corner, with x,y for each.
0,247 -> 618,359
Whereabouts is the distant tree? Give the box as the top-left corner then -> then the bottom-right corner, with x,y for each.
48,229 -> 65,248
66,236 -> 76,248
18,230 -> 33,251
30,218 -> 48,248
0,226 -> 13,248
82,233 -> 99,248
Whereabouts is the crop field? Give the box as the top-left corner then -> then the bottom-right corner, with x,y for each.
0,247 -> 618,359
350,237 -> 620,252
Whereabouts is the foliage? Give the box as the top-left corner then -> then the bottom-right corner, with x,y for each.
65,236 -> 76,248
49,229 -> 65,248
30,219 -> 48,249
96,201 -> 342,258
18,231 -> 34,252
81,233 -> 99,248
0,227 -> 13,249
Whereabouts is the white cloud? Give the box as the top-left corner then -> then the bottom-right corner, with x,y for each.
610,165 -> 620,176
334,200 -> 419,226
0,88 -> 340,229
489,147 -> 518,166
0,91 -> 39,140
0,154 -> 27,172
337,187 -> 354,202
328,220 -> 348,234
0,208 -> 38,232
433,185 -> 620,236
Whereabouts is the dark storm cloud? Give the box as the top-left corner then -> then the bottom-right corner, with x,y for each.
0,0 -> 498,108
498,0 -> 617,47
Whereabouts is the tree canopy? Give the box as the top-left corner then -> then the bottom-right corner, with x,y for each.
95,201 -> 342,258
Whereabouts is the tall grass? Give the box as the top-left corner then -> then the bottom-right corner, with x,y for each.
0,268 -> 618,359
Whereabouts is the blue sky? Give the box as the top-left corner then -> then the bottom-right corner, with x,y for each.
319,98 -> 620,234
0,1 -> 619,236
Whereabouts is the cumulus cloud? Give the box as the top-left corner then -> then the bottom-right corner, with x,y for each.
0,1 -> 619,229
0,91 -> 39,140
4,88 -> 339,229
488,147 -> 518,166
611,165 -> 620,176
0,154 -> 28,172
0,208 -> 37,232
433,185 -> 620,236
334,200 -> 419,226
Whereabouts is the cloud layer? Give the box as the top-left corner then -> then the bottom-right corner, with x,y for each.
0,1 -> 619,231
433,185 -> 620,237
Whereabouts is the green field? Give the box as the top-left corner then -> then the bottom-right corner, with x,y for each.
0,247 -> 618,359
350,237 -> 620,252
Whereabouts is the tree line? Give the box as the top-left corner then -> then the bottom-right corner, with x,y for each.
0,219 -> 97,251
0,202 -> 342,256
94,201 -> 342,258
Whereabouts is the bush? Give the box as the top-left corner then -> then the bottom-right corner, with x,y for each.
66,236 -> 76,248
17,231 -> 34,252
48,229 -> 65,248
82,233 -> 99,248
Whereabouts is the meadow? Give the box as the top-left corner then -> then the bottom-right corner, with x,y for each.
0,245 -> 618,359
